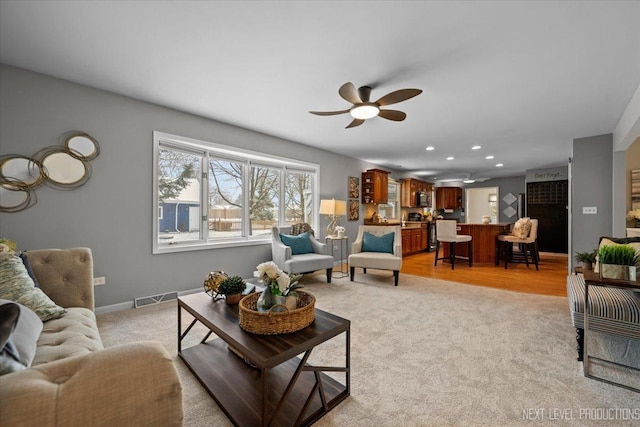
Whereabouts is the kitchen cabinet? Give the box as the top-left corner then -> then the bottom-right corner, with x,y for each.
436,187 -> 462,210
362,169 -> 389,204
401,224 -> 429,256
401,178 -> 433,207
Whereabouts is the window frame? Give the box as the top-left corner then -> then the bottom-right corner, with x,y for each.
153,131 -> 319,254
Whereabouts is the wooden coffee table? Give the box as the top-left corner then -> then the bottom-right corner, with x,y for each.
177,292 -> 350,426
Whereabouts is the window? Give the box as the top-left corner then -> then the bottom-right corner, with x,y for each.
153,132 -> 319,253
378,180 -> 400,220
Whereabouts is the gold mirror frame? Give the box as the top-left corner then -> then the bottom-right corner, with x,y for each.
64,131 -> 100,161
0,130 -> 99,212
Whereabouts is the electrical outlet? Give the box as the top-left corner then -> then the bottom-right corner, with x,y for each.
582,207 -> 597,215
333,245 -> 339,252
93,276 -> 106,286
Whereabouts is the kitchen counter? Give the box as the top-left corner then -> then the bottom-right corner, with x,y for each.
441,223 -> 510,264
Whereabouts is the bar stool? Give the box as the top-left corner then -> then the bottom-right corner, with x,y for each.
434,220 -> 473,270
496,218 -> 539,270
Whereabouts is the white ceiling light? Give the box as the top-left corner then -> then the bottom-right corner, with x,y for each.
425,146 -> 435,151
463,179 -> 475,183
350,103 -> 380,120
496,163 -> 504,167
446,156 -> 454,160
472,145 -> 481,150
485,155 -> 494,159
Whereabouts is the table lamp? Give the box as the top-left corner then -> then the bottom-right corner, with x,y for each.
319,198 -> 347,237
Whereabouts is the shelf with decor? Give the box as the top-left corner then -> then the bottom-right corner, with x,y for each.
361,169 -> 389,204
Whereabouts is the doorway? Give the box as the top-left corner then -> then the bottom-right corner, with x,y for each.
465,187 -> 499,224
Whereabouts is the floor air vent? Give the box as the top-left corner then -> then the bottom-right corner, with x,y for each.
134,291 -> 178,308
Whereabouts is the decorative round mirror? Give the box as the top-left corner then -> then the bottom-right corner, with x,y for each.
1,130 -> 99,211
64,131 -> 100,161
38,148 -> 90,189
0,155 -> 44,188
0,183 -> 35,213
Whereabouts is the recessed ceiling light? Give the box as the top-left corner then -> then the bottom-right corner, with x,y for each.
426,146 -> 435,151
471,145 -> 481,150
446,156 -> 454,160
485,155 -> 494,160
496,163 -> 503,167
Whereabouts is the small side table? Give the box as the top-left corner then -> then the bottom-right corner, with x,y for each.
326,235 -> 349,278
582,270 -> 640,393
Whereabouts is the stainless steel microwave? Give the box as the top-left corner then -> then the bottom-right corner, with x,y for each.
417,191 -> 431,207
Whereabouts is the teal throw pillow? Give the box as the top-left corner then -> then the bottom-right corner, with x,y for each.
0,254 -> 67,321
280,232 -> 313,255
362,231 -> 395,254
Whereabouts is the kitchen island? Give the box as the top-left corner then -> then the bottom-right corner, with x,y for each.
442,222 -> 510,264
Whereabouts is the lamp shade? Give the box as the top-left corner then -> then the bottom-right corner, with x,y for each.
319,199 -> 347,216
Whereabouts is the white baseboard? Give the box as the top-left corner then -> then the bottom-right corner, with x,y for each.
95,287 -> 204,315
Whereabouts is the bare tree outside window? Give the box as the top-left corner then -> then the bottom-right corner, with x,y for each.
157,148 -> 201,243
285,172 -> 313,227
154,132 -> 318,253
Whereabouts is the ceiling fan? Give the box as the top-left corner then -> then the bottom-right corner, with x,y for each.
310,82 -> 422,128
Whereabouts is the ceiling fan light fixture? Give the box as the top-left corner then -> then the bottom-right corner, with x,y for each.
350,103 -> 380,120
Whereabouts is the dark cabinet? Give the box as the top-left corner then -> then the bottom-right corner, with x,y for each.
527,180 -> 568,254
362,169 -> 389,204
401,224 -> 429,256
401,178 -> 433,207
436,187 -> 462,210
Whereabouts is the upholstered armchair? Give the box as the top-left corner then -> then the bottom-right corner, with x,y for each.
348,225 -> 402,286
271,226 -> 334,282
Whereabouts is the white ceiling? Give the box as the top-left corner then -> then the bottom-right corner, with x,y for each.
1,1 -> 639,181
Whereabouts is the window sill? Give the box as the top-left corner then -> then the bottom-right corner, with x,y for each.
153,237 -> 271,254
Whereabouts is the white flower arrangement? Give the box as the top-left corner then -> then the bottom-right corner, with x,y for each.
254,261 -> 303,296
335,226 -> 345,233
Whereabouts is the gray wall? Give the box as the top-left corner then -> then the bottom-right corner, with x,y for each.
463,176 -> 526,223
571,134 -> 613,266
0,64 -> 377,309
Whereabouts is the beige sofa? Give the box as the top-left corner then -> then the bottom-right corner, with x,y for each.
0,248 -> 183,426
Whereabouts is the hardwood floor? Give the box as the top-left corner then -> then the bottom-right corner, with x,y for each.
400,251 -> 569,297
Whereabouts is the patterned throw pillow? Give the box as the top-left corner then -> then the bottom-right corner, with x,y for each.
512,217 -> 532,239
362,232 -> 395,254
0,254 -> 66,321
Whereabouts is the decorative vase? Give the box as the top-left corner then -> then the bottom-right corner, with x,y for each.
599,264 -> 636,281
285,295 -> 298,310
337,230 -> 344,238
482,215 -> 490,224
256,285 -> 275,312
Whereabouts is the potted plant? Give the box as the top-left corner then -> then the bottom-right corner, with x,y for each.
598,245 -> 638,281
216,275 -> 247,304
574,249 -> 597,270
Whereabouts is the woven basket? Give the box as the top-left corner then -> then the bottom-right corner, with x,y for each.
239,291 -> 315,335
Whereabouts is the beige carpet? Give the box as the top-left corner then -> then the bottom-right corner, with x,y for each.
97,272 -> 639,426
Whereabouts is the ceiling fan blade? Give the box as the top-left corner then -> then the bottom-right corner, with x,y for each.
309,109 -> 350,116
378,109 -> 406,121
346,118 -> 365,129
339,82 -> 362,104
375,88 -> 422,106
